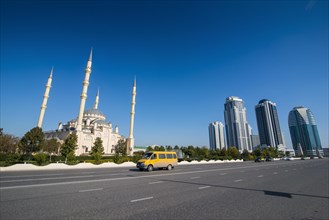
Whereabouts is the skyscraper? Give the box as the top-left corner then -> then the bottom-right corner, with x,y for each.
255,99 -> 285,151
208,121 -> 225,151
224,96 -> 252,152
288,107 -> 323,157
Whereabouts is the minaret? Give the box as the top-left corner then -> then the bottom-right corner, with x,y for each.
93,89 -> 99,109
37,67 -> 53,128
76,49 -> 92,131
127,77 -> 136,155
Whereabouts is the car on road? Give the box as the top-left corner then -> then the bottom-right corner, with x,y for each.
265,156 -> 273,162
136,151 -> 178,172
254,157 -> 264,162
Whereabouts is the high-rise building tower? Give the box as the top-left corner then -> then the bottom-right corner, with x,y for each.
37,67 -> 53,128
77,49 -> 92,131
255,99 -> 285,151
288,107 -> 323,157
126,77 -> 136,155
208,121 -> 225,151
224,96 -> 252,152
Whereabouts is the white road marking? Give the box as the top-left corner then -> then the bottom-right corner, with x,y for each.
240,170 -> 245,173
130,196 -> 153,203
273,172 -> 278,175
257,175 -> 263,178
285,170 -> 289,172
148,181 -> 163,184
1,162 -> 300,190
0,175 -> 95,183
220,173 -> 227,175
190,177 -> 200,179
198,186 -> 211,190
78,188 -> 103,193
234,179 -> 243,182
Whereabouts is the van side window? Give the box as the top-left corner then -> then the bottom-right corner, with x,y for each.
173,154 -> 177,159
159,154 -> 166,159
167,154 -> 173,159
151,154 -> 157,160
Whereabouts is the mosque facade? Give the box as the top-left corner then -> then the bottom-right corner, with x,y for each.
38,49 -> 136,156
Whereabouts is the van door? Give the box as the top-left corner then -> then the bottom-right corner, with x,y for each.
150,153 -> 158,168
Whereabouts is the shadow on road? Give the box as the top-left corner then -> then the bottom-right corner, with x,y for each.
148,177 -> 328,200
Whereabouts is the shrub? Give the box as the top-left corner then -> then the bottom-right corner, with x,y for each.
33,153 -> 48,166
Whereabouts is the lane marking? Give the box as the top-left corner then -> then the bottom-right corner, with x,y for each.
220,173 -> 227,175
190,177 -> 200,179
285,170 -> 289,172
257,175 -> 263,178
130,196 -> 153,203
0,175 -> 95,183
1,162 -> 302,190
240,170 -> 245,173
234,179 -> 243,182
198,186 -> 211,190
273,172 -> 278,175
148,181 -> 163,184
78,188 -> 103,193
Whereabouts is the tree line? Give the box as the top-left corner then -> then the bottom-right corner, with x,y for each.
0,127 -> 288,166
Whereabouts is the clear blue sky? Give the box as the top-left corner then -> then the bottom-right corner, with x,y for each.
1,0 -> 328,149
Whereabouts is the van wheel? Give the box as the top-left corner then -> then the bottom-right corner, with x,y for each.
147,165 -> 153,172
167,164 -> 172,171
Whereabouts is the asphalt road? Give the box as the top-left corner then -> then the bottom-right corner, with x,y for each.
1,159 -> 328,220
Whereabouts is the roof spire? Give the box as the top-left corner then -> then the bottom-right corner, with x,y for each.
94,88 -> 99,109
88,47 -> 93,61
49,66 -> 54,78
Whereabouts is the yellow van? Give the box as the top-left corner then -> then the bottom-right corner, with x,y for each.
136,151 -> 178,172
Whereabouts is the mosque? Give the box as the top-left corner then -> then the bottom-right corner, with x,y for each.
37,49 -> 136,156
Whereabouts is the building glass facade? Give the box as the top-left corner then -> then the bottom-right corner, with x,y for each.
288,107 -> 323,157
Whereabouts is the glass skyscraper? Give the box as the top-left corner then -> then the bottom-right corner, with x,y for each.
208,121 -> 225,151
224,96 -> 252,152
288,107 -> 323,157
255,99 -> 285,151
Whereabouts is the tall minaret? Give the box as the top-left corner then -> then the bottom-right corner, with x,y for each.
93,89 -> 99,109
127,77 -> 136,155
76,49 -> 93,131
37,67 -> 53,128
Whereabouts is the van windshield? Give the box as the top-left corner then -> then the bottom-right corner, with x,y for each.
142,152 -> 153,159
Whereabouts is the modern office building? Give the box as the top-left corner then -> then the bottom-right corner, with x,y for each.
288,107 -> 323,157
255,99 -> 285,151
224,96 -> 252,152
251,134 -> 260,150
208,121 -> 225,150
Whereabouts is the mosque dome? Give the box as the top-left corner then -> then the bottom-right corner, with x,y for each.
83,108 -> 106,121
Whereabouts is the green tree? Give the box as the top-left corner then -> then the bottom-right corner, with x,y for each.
0,133 -> 20,153
228,147 -> 240,159
20,127 -> 45,154
60,133 -> 78,164
219,148 -> 228,159
174,145 -> 180,150
241,149 -> 250,161
90,137 -> 104,164
268,146 -> 278,158
114,139 -> 127,156
33,153 -> 48,165
159,146 -> 165,151
44,138 -> 61,154
146,146 -> 153,152
253,148 -> 261,157
166,145 -> 173,151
